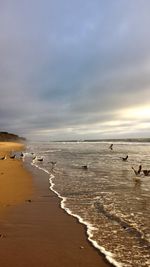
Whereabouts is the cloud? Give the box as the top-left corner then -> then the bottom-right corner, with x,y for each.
0,1 -> 150,140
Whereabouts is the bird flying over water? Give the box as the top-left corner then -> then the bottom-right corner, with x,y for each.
82,165 -> 88,170
132,165 -> 142,176
120,155 -> 128,161
142,169 -> 150,176
109,144 -> 113,150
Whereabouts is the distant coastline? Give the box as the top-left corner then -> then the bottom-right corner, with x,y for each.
0,131 -> 26,142
84,138 -> 150,143
53,138 -> 150,143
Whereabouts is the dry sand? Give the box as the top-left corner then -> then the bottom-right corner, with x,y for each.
0,142 -> 33,214
0,142 -> 112,267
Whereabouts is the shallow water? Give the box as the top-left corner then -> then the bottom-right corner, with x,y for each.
26,141 -> 150,267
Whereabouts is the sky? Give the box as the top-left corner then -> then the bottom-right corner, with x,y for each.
0,0 -> 150,141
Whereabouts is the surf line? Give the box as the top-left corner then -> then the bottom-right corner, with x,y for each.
31,160 -> 123,267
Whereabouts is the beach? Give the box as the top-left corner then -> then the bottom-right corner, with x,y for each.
0,142 -> 111,267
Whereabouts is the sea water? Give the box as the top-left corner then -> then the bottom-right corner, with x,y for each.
26,141 -> 150,267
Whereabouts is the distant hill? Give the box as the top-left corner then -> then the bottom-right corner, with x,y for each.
0,132 -> 26,142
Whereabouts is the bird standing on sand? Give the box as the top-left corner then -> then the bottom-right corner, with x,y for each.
0,156 -> 6,160
132,165 -> 142,176
20,152 -> 24,157
10,154 -> 16,159
109,144 -> 113,150
120,155 -> 128,161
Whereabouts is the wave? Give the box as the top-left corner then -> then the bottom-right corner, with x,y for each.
94,201 -> 150,248
44,149 -> 62,153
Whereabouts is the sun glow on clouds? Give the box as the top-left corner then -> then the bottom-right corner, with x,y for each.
1,1 -> 150,140
119,106 -> 150,120
25,103 -> 150,141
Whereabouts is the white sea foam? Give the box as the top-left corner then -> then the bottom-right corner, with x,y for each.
31,161 -> 50,175
31,160 -> 123,267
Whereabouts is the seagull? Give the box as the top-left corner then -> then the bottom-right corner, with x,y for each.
82,165 -> 88,170
10,154 -> 16,159
142,169 -> 150,176
50,161 -> 57,165
109,144 -> 113,150
49,161 -> 57,171
120,155 -> 128,161
0,156 -> 6,160
132,165 -> 142,176
37,157 -> 44,162
32,156 -> 44,162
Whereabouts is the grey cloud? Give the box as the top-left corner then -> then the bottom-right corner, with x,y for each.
0,1 -> 150,139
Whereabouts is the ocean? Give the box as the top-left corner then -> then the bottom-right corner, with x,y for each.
26,141 -> 150,267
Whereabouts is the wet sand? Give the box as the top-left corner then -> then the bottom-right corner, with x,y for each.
0,142 -> 112,267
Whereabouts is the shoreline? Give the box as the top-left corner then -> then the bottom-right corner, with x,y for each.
33,162 -> 118,267
0,142 -> 112,267
27,162 -> 114,267
30,162 -> 116,267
